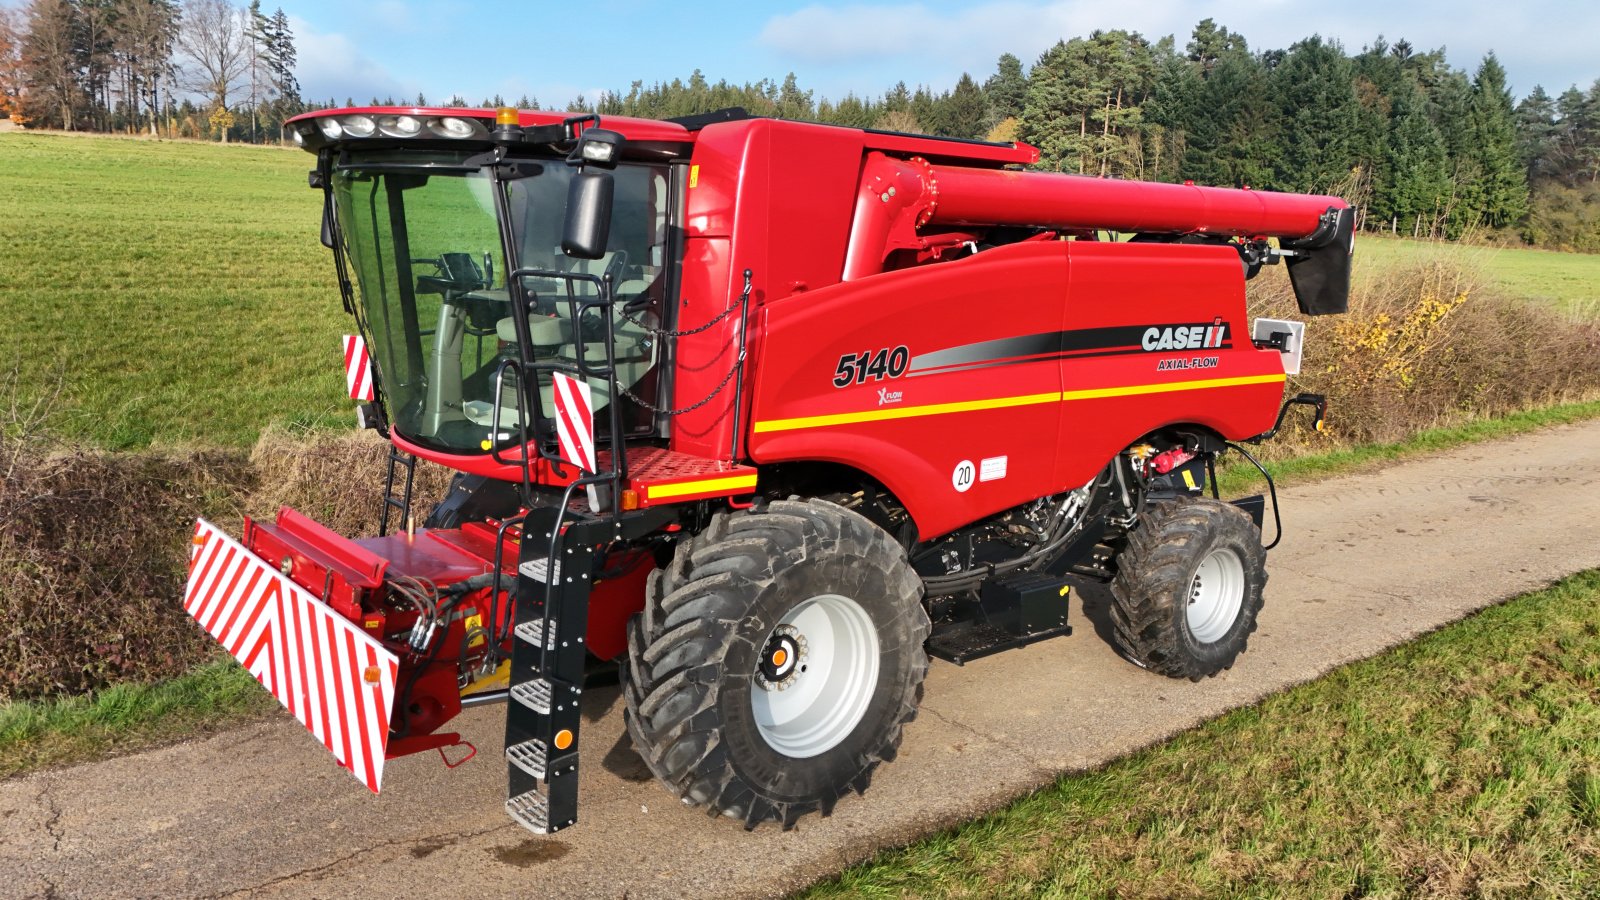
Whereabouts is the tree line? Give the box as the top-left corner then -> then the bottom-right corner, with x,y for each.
3,9 -> 1597,249
0,0 -> 299,143
568,22 -> 1597,250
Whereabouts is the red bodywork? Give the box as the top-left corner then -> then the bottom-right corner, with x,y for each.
242,508 -> 652,756
274,106 -> 1346,755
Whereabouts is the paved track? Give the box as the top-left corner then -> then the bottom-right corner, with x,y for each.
7,420 -> 1600,899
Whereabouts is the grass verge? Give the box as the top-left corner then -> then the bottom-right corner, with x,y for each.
0,658 -> 278,779
806,568 -> 1600,898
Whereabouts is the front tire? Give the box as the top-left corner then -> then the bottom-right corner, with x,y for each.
1110,498 -> 1267,681
622,498 -> 930,829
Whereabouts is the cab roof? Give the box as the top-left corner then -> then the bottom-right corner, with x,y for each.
286,106 -> 1039,167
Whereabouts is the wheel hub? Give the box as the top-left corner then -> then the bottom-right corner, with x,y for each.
1186,547 -> 1246,644
750,593 -> 880,758
756,625 -> 807,690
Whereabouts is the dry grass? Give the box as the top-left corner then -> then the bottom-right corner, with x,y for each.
0,414 -> 252,700
0,396 -> 451,702
247,424 -> 453,538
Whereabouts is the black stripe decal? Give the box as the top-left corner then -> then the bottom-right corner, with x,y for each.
908,323 -> 1231,376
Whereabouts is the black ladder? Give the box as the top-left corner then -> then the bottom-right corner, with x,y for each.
378,448 -> 417,537
502,506 -> 606,834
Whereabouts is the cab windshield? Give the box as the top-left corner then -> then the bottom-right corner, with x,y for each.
332,149 -> 668,455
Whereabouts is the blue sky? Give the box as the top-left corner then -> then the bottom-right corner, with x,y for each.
285,0 -> 1599,108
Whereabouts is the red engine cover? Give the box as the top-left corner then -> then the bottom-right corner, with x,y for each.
747,239 -> 1285,540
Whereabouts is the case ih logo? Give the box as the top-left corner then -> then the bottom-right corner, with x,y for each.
1142,319 -> 1228,352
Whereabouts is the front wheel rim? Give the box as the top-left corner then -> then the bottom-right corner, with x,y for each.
751,593 -> 880,758
1186,547 -> 1246,644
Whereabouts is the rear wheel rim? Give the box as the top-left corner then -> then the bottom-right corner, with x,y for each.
751,593 -> 880,758
1187,547 -> 1246,644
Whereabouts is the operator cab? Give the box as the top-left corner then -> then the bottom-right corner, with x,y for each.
315,116 -> 678,460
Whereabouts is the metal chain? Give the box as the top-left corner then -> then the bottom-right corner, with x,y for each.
616,273 -> 754,415
619,280 -> 750,338
618,358 -> 740,416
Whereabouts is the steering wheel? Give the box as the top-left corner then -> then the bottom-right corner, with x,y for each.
602,250 -> 628,294
415,252 -> 491,295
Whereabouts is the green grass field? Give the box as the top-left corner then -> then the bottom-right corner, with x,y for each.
2,132 -> 1596,450
0,133 -> 347,449
808,570 -> 1600,897
1357,234 -> 1600,318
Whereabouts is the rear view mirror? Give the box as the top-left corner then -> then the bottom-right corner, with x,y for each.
562,172 -> 613,260
320,193 -> 335,249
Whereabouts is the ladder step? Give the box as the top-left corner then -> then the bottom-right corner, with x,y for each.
506,790 -> 551,834
514,618 -> 556,650
510,678 -> 554,715
506,739 -> 549,780
519,557 -> 563,584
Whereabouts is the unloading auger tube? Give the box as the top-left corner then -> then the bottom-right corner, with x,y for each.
842,150 -> 1356,314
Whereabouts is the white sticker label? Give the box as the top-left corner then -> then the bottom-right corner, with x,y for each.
952,459 -> 976,493
979,455 -> 1008,482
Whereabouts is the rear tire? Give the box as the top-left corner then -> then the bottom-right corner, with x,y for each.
1109,498 -> 1266,681
621,498 -> 930,829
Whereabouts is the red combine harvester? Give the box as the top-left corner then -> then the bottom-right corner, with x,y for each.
181,105 -> 1351,833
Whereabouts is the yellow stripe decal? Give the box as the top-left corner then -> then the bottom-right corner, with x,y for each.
753,391 -> 1060,434
1060,373 -> 1286,401
752,375 -> 1285,434
647,473 -> 759,500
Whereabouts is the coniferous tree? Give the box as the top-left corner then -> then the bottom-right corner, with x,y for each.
1185,17 -> 1245,74
1190,48 -> 1278,188
1270,36 -> 1361,193
1384,74 -> 1450,234
114,0 -> 181,135
983,52 -> 1026,126
775,72 -> 811,120
263,7 -> 300,122
1021,40 -> 1081,172
1515,85 -> 1558,181
908,84 -> 941,134
942,72 -> 986,138
1468,53 -> 1529,226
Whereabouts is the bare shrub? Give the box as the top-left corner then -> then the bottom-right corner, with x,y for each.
0,393 -> 453,700
1248,256 -> 1600,451
0,398 -> 254,699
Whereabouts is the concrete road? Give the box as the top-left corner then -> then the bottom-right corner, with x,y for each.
7,420 -> 1600,899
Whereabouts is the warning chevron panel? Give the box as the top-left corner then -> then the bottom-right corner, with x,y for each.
184,519 -> 399,793
343,334 -> 375,402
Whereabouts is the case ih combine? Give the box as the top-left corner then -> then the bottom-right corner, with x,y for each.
181,105 -> 1351,833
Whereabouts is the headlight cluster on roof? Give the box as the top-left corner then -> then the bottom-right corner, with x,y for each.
295,113 -> 489,144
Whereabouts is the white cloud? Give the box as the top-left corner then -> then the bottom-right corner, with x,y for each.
366,0 -> 417,32
290,16 -> 418,104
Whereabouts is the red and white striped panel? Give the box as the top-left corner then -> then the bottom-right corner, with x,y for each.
552,372 -> 597,473
184,519 -> 399,793
343,334 -> 375,402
